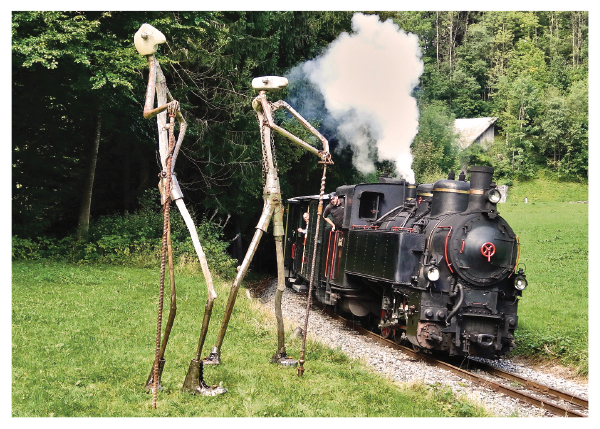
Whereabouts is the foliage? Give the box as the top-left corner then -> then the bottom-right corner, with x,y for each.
12,11 -> 356,241
537,81 -> 588,179
11,190 -> 237,278
12,11 -> 588,250
387,11 -> 586,183
12,11 -> 156,238
411,101 -> 458,183
459,144 -> 493,171
402,11 -> 587,183
512,331 -> 587,375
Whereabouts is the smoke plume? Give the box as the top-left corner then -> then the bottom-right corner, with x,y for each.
286,13 -> 423,183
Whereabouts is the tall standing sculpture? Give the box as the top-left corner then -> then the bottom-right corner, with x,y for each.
203,76 -> 332,371
134,24 -> 226,408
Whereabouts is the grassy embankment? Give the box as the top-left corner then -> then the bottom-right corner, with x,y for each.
500,177 -> 588,375
12,262 -> 489,417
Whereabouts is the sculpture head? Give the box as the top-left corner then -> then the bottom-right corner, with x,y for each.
252,76 -> 289,92
134,23 -> 166,56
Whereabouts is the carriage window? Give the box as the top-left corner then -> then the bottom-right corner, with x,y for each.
359,192 -> 383,219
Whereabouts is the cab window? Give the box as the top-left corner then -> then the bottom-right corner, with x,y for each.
359,192 -> 382,219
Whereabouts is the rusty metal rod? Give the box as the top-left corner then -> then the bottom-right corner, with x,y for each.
298,165 -> 327,376
208,82 -> 332,365
210,101 -> 283,362
158,218 -> 177,359
152,110 -> 176,409
255,95 -> 330,162
143,218 -> 176,392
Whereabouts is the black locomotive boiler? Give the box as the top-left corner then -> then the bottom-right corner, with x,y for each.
283,166 -> 527,359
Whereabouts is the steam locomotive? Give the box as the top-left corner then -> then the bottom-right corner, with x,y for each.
283,166 -> 527,359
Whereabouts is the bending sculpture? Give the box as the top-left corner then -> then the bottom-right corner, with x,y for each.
134,23 -> 226,405
203,75 -> 332,371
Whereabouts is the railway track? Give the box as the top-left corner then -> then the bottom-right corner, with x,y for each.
315,303 -> 588,417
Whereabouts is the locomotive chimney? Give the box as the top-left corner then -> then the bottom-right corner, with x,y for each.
466,166 -> 494,211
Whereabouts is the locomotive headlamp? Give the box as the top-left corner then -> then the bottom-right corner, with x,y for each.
514,276 -> 527,290
514,269 -> 528,291
487,188 -> 502,204
425,265 -> 440,282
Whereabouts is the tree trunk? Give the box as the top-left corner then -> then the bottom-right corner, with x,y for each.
123,140 -> 131,211
448,12 -> 454,71
435,11 -> 439,69
76,109 -> 102,240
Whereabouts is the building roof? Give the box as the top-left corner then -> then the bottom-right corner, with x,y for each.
454,117 -> 498,149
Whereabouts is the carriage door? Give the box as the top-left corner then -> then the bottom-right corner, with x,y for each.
325,229 -> 344,281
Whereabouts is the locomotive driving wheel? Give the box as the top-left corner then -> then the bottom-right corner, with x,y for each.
380,326 -> 393,339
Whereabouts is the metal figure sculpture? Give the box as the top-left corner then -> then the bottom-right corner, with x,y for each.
203,76 -> 332,372
134,24 -> 226,407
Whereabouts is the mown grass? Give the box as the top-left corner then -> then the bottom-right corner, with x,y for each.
507,174 -> 588,203
500,178 -> 588,374
12,261 -> 490,417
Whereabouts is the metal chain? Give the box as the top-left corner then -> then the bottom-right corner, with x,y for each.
256,110 -> 268,187
269,102 -> 278,172
256,101 -> 279,187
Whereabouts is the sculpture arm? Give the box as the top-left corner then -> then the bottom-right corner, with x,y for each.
252,94 -> 333,165
143,56 -> 180,124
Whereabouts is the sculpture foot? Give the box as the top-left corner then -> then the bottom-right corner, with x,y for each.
182,358 -> 226,396
192,381 -> 228,396
202,346 -> 221,365
144,358 -> 165,391
270,351 -> 298,367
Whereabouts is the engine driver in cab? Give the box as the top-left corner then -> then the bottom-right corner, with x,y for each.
323,192 -> 345,231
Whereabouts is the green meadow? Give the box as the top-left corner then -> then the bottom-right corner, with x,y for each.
12,262 -> 489,417
500,178 -> 588,374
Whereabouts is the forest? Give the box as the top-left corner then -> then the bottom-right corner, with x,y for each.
12,11 -> 588,267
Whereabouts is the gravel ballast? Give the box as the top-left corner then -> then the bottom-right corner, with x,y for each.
252,279 -> 588,418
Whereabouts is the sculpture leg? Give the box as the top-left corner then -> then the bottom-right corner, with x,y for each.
174,198 -> 225,395
270,202 -> 297,366
204,201 -> 273,365
144,218 -> 177,390
181,287 -> 225,395
182,358 -> 226,396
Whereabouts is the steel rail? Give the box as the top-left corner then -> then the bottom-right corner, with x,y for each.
314,303 -> 587,417
462,359 -> 588,410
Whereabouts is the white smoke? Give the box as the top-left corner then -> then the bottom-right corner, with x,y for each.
289,13 -> 423,183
